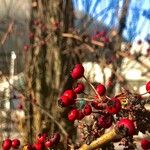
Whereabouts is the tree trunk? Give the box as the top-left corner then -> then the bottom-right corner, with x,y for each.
27,0 -> 78,146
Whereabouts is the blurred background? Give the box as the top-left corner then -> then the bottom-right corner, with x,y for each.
0,0 -> 149,149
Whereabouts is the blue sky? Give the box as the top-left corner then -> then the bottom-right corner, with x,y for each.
73,0 -> 150,41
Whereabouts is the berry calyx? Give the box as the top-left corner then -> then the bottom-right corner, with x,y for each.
141,138 -> 150,150
106,98 -> 121,114
68,109 -> 78,122
12,139 -> 20,149
74,82 -> 85,94
2,138 -> 12,150
117,118 -> 135,136
96,84 -> 106,96
71,64 -> 84,80
83,104 -> 92,116
146,81 -> 150,93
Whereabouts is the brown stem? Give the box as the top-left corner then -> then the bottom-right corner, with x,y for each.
83,76 -> 102,101
79,128 -> 117,150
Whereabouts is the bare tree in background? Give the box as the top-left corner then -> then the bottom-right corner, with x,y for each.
27,0 -> 79,146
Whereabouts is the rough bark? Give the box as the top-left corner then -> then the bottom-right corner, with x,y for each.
26,0 -> 78,146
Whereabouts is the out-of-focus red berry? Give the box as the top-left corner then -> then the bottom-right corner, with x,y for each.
2,138 -> 12,150
12,139 -> 20,149
141,138 -> 150,150
146,81 -> 150,93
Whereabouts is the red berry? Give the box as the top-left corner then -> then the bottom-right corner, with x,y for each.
106,98 -> 121,114
74,82 -> 85,94
141,138 -> 150,150
96,84 -> 106,96
45,140 -> 54,148
103,37 -> 109,43
68,109 -> 78,122
2,138 -> 12,150
12,139 -> 20,149
71,64 -> 84,80
23,45 -> 30,51
59,95 -> 75,107
146,81 -> 150,93
83,104 -> 92,116
63,90 -> 76,100
29,32 -> 34,40
99,30 -> 107,37
98,114 -> 112,129
33,143 -> 43,150
37,134 -> 46,144
117,119 -> 135,136
77,110 -> 85,120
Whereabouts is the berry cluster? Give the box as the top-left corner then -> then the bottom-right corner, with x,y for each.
2,138 -> 20,150
24,132 -> 60,150
2,132 -> 60,150
58,64 -> 150,149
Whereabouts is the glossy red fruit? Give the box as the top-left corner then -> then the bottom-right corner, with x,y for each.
83,104 -> 92,116
96,84 -> 106,96
106,98 -> 121,114
146,81 -> 150,93
141,138 -> 150,150
63,90 -> 76,100
59,95 -> 75,107
71,64 -> 84,80
77,110 -> 85,120
98,114 -> 113,129
74,82 -> 85,94
117,119 -> 135,136
2,138 -> 12,150
37,134 -> 46,144
34,143 -> 43,150
12,139 -> 20,149
68,109 -> 78,122
45,140 -> 54,148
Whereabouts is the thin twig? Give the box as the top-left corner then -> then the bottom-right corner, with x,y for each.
0,21 -> 14,46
